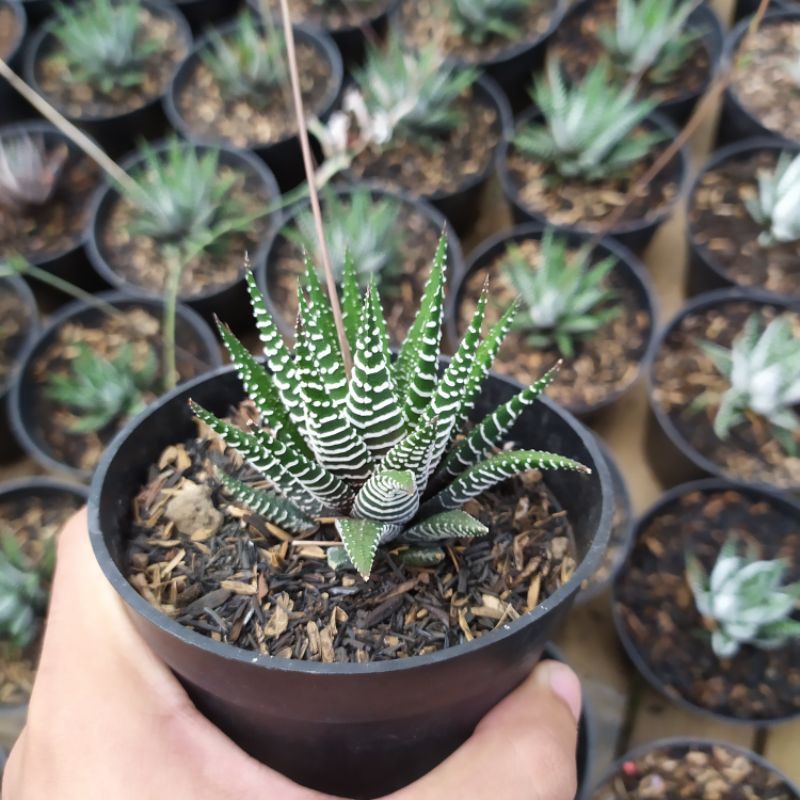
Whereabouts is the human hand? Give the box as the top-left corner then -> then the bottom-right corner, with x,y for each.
4,508 -> 582,800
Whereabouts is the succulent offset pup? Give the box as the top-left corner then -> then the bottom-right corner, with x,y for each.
687,536 -> 800,659
0,133 -> 68,213
193,236 -> 590,579
447,0 -> 540,44
744,151 -> 800,246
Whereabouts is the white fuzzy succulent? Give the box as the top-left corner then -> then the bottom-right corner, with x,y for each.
744,151 -> 800,246
687,537 -> 800,659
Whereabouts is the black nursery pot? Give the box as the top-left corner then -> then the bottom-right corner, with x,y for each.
86,140 -> 282,327
23,1 -> 193,158
446,222 -> 659,419
735,0 -> 797,22
498,111 -> 688,255
686,136 -> 800,298
17,0 -> 49,27
0,1 -> 29,122
89,364 -> 612,800
8,290 -> 222,483
173,0 -> 237,33
163,21 -> 343,192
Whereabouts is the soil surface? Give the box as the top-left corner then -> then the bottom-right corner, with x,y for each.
593,742 -> 798,799
126,400 -> 578,663
0,5 -> 19,60
652,300 -> 800,488
730,18 -> 800,141
615,487 -> 800,721
0,491 -> 83,707
0,281 -> 32,396
457,238 -> 652,411
689,149 -> 800,296
35,6 -> 187,119
256,0 -> 391,31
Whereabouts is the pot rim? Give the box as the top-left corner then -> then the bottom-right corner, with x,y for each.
612,476 -> 800,726
89,361 -> 613,676
0,273 -> 39,401
2,0 -> 26,64
247,0 -> 402,38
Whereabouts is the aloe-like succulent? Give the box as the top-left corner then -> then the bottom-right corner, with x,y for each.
447,0 -> 536,44
514,59 -> 662,180
0,133 -> 68,213
744,151 -> 800,246
194,235 -> 590,580
502,230 -> 620,358
46,342 -> 159,434
687,536 -> 800,658
284,189 -> 403,283
51,0 -> 159,94
597,0 -> 698,81
699,313 -> 800,455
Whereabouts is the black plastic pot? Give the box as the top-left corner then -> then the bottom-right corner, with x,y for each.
686,136 -> 800,298
645,287 -> 800,490
23,1 -> 193,158
173,0 -> 237,33
255,181 -> 466,341
85,139 -> 282,328
498,111 -> 689,254
163,20 -> 343,192
584,736 -> 800,800
717,10 -> 800,147
0,275 -> 38,463
89,362 -> 612,799
446,222 -> 659,418
17,0 -> 49,27
612,478 -> 800,727
735,0 -> 797,22
0,0 -> 30,123
8,290 -> 222,483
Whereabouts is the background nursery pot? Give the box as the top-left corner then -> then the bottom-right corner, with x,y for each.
686,136 -> 800,298
174,0 -> 237,33
0,1 -> 28,121
89,363 -> 612,799
86,140 -> 282,326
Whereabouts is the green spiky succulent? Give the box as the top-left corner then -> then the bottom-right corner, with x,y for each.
195,236 -> 590,580
687,536 -> 800,659
744,151 -> 800,246
284,189 -> 403,283
597,0 -> 698,81
501,230 -> 620,358
51,0 -> 159,94
0,133 -> 68,213
699,313 -> 800,456
514,59 -> 662,180
447,0 -> 537,44
46,342 -> 159,434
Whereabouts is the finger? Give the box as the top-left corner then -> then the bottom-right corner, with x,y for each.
389,660 -> 581,800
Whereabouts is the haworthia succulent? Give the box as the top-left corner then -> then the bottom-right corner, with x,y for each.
340,249 -> 361,351
382,414 -> 439,488
335,517 -> 390,579
353,468 -> 419,529
401,510 -> 488,542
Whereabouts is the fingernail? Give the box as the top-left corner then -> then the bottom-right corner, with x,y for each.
535,660 -> 582,722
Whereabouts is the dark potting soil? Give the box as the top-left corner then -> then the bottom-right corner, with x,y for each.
99,164 -> 275,298
730,18 -> 800,141
176,42 -> 332,150
457,238 -> 651,410
268,199 -> 440,345
0,141 -> 100,264
34,6 -> 187,119
616,487 -> 800,721
0,5 -> 18,60
126,401 -> 578,663
259,0 -> 391,31
652,301 -> 800,488
689,150 -> 800,296
551,0 -> 710,106
592,742 -> 798,799
0,284 -> 32,395
349,88 -> 500,197
28,307 -> 213,474
397,0 -> 557,63
0,492 -> 83,707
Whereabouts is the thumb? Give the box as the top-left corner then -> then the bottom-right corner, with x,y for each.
389,660 -> 581,800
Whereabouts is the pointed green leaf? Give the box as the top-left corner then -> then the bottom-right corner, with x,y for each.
401,510 -> 488,542
340,248 -> 361,352
335,517 -> 388,579
382,414 -> 439,488
396,546 -> 445,568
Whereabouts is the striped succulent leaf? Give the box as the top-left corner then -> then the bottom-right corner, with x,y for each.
382,413 -> 440,488
340,249 -> 361,350
353,468 -> 419,531
397,546 -> 446,567
335,518 -> 391,579
402,510 -> 488,542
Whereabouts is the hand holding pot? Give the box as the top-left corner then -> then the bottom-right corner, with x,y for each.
3,509 -> 582,800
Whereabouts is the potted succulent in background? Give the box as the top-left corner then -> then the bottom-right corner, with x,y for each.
589,737 -> 800,799
0,122 -> 102,296
314,35 -> 511,233
89,236 -> 611,798
687,138 -> 800,298
449,223 -> 657,418
719,9 -> 800,146
23,0 -> 192,157
9,290 -> 221,482
613,479 -> 800,725
164,12 -> 343,190
257,183 -> 465,344
0,477 -> 87,749
646,289 -> 800,491
0,0 -> 28,121
86,136 -> 282,325
498,60 -> 687,253
548,0 -> 723,125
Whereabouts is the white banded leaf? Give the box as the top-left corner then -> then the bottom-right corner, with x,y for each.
401,510 -> 488,542
340,248 -> 361,351
353,468 -> 419,527
382,413 -> 439,488
335,517 -> 389,579
397,546 -> 445,567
